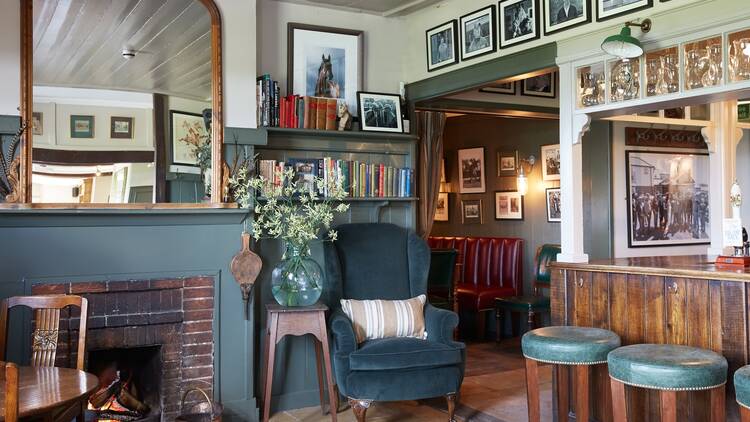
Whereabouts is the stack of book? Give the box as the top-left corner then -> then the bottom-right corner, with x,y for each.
256,74 -> 339,130
258,158 -> 413,199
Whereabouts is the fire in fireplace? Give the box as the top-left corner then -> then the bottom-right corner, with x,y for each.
86,346 -> 162,422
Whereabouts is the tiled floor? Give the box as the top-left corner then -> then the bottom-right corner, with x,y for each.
271,338 -> 552,422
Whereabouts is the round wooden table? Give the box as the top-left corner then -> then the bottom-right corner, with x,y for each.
0,366 -> 98,420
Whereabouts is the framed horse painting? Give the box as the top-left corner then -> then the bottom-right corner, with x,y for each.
287,23 -> 363,116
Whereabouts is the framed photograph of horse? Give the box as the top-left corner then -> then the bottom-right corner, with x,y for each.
288,23 -> 363,116
625,150 -> 710,248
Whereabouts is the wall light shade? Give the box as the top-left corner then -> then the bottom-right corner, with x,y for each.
601,26 -> 644,59
517,170 -> 529,196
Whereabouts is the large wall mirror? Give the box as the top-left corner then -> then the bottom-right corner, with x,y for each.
13,0 -> 224,207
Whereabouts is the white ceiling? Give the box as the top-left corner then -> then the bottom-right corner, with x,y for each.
33,0 -> 212,101
266,0 -> 444,16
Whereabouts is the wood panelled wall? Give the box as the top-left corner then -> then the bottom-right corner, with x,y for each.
551,268 -> 746,421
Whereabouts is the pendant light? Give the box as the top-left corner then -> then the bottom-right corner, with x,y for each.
601,19 -> 652,59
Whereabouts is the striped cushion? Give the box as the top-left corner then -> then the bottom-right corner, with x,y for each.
341,295 -> 427,344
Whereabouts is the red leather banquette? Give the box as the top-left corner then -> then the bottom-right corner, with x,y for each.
428,236 -> 524,338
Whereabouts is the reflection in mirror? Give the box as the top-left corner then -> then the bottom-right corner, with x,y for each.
31,0 -> 212,204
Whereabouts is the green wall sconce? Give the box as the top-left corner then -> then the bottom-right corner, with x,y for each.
601,19 -> 652,59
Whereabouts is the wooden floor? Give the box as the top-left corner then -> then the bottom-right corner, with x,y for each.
271,338 -> 552,422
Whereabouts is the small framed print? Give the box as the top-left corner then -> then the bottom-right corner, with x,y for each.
458,147 -> 486,194
426,20 -> 459,72
70,115 -> 94,138
497,150 -> 518,176
522,72 -> 556,98
357,91 -> 404,133
462,199 -> 484,224
479,81 -> 516,95
435,192 -> 449,222
546,187 -> 561,222
543,0 -> 591,35
32,112 -> 43,136
110,116 -> 133,139
597,0 -> 652,22
541,144 -> 561,181
499,0 -> 540,49
460,5 -> 497,61
495,191 -> 524,220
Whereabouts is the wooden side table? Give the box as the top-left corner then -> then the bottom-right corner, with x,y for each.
261,302 -> 337,422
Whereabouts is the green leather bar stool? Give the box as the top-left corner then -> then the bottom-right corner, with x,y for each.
522,326 -> 620,422
608,344 -> 728,422
733,365 -> 750,421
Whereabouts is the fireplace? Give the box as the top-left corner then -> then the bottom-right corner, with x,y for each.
32,276 -> 216,421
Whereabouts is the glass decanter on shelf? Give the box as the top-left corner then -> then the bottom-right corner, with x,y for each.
610,59 -> 639,102
579,71 -> 603,106
701,43 -> 723,87
686,48 -> 709,89
662,53 -> 679,93
730,38 -> 750,81
646,58 -> 659,96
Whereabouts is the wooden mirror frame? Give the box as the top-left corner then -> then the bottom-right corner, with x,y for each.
14,0 -> 226,208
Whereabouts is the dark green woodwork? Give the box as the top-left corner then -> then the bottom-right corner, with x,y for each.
522,326 -> 621,364
416,98 -> 559,116
406,43 -> 557,103
608,344 -> 728,390
582,121 -> 614,260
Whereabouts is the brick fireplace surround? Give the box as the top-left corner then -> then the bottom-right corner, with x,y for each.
31,275 -> 216,420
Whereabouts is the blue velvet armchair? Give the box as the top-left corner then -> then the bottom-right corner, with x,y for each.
323,223 -> 466,422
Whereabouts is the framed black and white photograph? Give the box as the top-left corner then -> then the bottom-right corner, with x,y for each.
546,188 -> 561,222
626,151 -> 710,248
499,0 -> 540,48
459,5 -> 497,61
522,72 -> 556,98
597,0 -> 652,21
426,20 -> 459,72
458,147 -> 486,194
543,0 -> 591,35
110,116 -> 133,139
288,23 -> 363,116
357,92 -> 403,133
479,81 -> 516,95
497,150 -> 518,176
435,192 -> 449,222
462,199 -> 484,224
495,191 -> 524,220
541,144 -> 561,181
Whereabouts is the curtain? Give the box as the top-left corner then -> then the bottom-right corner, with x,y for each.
417,111 -> 446,238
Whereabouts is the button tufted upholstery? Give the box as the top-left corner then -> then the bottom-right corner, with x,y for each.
522,326 -> 621,365
608,344 -> 727,391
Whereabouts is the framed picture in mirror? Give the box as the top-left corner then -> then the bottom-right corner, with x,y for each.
70,115 -> 94,138
32,112 -> 43,136
171,111 -> 208,166
111,117 -> 133,139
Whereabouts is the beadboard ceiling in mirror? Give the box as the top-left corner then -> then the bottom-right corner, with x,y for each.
266,0 -> 443,16
33,0 -> 212,101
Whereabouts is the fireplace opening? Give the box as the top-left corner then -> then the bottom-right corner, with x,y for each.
86,346 -> 162,422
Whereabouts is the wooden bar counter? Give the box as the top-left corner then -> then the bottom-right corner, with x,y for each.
551,255 -> 750,422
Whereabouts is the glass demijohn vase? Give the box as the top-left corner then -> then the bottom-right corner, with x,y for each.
271,243 -> 323,307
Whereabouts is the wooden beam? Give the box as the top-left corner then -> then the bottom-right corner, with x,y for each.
153,94 -> 167,202
32,149 -> 154,165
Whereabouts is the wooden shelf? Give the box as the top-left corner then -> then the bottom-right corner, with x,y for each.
257,197 -> 417,203
265,127 -> 418,142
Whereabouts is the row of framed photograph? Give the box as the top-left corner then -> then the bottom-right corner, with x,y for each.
435,188 -> 561,223
31,112 -> 134,139
458,145 -> 560,194
427,0 -> 656,72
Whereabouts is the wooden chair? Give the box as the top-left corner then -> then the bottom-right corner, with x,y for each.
0,295 -> 89,422
1,362 -> 18,422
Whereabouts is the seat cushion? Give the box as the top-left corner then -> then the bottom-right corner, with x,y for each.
349,337 -> 463,371
522,326 -> 620,365
608,344 -> 728,391
457,286 -> 516,311
496,295 -> 550,312
345,365 -> 464,401
734,365 -> 750,408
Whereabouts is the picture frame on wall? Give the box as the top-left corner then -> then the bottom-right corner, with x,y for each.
110,117 -> 134,139
522,72 -> 556,98
459,5 -> 497,61
288,23 -> 363,116
32,112 -> 43,136
171,110 -> 208,166
357,91 -> 404,133
426,20 -> 459,72
625,150 -> 710,248
497,150 -> 518,176
462,199 -> 484,224
435,192 -> 449,222
458,147 -> 486,193
596,0 -> 652,22
495,191 -> 524,220
543,0 -> 591,35
499,0 -> 540,49
479,81 -> 516,95
541,144 -> 561,181
546,187 -> 561,222
70,115 -> 94,138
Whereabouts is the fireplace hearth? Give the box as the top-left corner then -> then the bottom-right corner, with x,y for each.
32,276 -> 216,421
